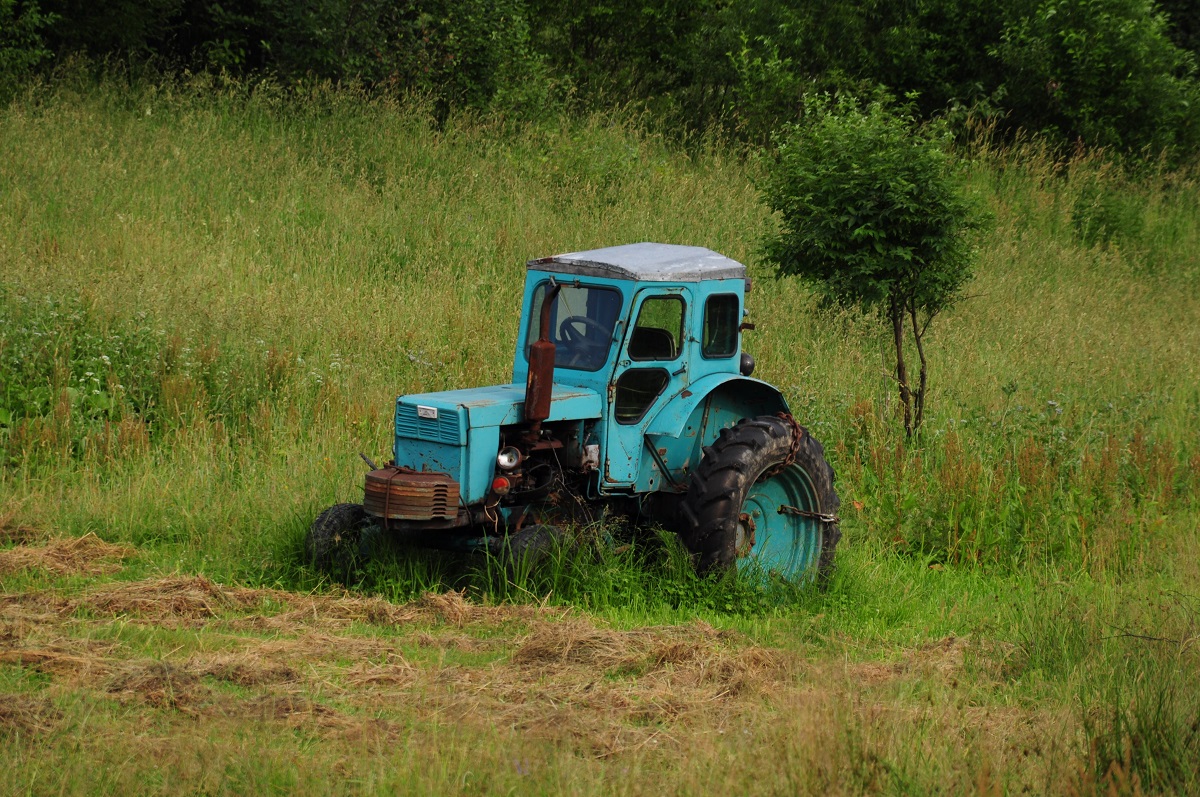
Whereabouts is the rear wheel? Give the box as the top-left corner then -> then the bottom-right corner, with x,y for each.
679,415 -> 840,584
306,503 -> 376,579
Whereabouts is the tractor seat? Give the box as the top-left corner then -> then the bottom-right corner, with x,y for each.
628,326 -> 677,360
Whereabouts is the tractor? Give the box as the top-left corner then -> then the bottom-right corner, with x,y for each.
307,243 -> 841,582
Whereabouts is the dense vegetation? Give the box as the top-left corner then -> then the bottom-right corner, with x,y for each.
3,0 -> 1199,153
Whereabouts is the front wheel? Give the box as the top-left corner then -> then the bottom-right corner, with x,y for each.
679,415 -> 840,584
306,503 -> 376,579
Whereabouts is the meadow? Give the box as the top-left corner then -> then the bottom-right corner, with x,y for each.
1,76 -> 1198,794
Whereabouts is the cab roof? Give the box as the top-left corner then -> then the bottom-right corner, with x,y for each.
527,242 -> 746,283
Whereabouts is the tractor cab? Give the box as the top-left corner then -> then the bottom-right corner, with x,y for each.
511,244 -> 767,492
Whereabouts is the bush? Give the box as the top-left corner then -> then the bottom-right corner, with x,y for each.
995,0 -> 1200,154
0,0 -> 55,95
760,95 -> 985,435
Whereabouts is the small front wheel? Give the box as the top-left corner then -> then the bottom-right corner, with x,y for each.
679,415 -> 840,584
306,503 -> 375,579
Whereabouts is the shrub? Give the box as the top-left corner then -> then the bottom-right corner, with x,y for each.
760,95 -> 985,436
995,0 -> 1200,154
0,0 -> 55,95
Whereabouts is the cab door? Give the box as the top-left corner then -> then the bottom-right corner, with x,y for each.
603,289 -> 689,487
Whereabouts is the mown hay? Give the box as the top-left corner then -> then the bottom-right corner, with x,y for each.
106,660 -> 207,711
0,641 -> 117,682
188,653 -> 299,687
0,694 -> 60,736
82,576 -> 264,621
0,533 -> 135,575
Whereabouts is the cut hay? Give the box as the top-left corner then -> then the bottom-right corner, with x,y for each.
106,660 -> 207,711
0,533 -> 135,575
0,694 -> 60,737
82,575 -> 265,621
188,653 -> 299,687
0,642 -> 116,682
75,577 -> 560,632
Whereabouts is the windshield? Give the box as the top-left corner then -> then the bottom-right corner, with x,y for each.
526,282 -> 622,371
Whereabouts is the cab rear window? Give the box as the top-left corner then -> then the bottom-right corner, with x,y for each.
702,294 -> 739,358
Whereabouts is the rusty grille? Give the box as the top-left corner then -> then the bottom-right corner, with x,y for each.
363,467 -> 459,521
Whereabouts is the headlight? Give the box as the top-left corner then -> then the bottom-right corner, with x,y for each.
497,446 -> 522,470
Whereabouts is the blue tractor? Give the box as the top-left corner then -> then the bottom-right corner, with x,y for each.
308,243 -> 841,582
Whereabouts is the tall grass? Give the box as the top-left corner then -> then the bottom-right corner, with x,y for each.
2,76 -> 1196,583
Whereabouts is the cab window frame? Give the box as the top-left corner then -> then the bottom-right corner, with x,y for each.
523,280 -> 624,373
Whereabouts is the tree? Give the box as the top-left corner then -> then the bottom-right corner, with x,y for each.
0,0 -> 56,96
994,0 -> 1199,153
759,95 -> 985,437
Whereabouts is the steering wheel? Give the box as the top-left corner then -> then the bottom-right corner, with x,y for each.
558,315 -> 609,344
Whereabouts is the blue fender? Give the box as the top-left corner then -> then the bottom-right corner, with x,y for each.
637,374 -> 791,492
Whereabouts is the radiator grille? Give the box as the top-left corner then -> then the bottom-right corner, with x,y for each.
395,403 -> 463,445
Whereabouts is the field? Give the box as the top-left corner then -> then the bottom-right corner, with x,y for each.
1,77 -> 1199,794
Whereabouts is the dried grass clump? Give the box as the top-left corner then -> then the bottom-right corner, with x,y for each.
0,641 -> 116,682
0,694 -> 61,736
0,533 -> 135,575
344,655 -> 416,687
189,653 -> 299,687
374,618 -> 803,757
513,619 -> 725,670
106,660 -> 207,710
82,575 -> 265,621
509,619 -> 786,694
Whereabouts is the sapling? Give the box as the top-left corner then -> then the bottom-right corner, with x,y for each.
760,95 -> 986,436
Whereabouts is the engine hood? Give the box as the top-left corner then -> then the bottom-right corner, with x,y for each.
397,383 -> 602,433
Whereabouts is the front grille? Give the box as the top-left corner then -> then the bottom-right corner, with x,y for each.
364,467 -> 459,521
395,403 -> 463,445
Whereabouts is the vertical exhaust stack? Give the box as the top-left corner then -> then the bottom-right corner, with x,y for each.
525,283 -> 562,434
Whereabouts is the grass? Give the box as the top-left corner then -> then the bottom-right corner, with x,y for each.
1,73 -> 1199,794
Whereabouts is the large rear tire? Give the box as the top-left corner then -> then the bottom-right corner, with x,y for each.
679,415 -> 840,584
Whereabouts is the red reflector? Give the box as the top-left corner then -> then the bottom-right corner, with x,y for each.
491,476 -> 511,495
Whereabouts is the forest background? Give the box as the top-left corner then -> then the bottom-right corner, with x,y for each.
3,0 -> 1200,152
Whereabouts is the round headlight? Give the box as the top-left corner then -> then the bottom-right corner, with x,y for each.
497,446 -> 522,470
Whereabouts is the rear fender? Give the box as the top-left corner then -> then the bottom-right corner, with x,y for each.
638,374 -> 790,493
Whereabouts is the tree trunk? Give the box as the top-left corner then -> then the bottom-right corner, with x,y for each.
891,301 -> 912,437
909,305 -> 929,433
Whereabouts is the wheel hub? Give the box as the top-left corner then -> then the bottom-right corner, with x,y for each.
737,465 -> 824,581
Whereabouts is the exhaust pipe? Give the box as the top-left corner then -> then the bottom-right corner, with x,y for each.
525,283 -> 562,432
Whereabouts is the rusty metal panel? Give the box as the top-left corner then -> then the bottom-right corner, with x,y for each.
363,467 -> 459,521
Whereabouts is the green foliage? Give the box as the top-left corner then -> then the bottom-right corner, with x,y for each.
760,95 -> 985,434
0,0 -> 55,94
37,0 -> 551,115
761,96 -> 980,314
0,290 -> 300,468
995,0 -> 1200,153
6,0 -> 1200,152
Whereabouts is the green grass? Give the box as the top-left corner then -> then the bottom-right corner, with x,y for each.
1,75 -> 1199,794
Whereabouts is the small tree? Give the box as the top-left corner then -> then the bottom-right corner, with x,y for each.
760,95 -> 984,436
